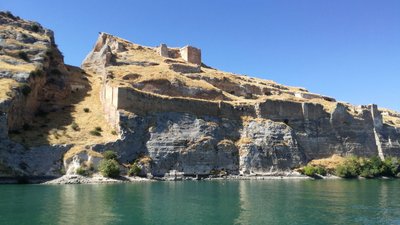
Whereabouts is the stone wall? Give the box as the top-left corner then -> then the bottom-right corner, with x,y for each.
180,46 -> 201,65
100,83 -> 400,162
159,44 -> 168,57
117,86 -> 221,117
157,44 -> 202,65
100,82 -> 120,130
294,92 -> 336,102
93,80 -> 400,176
101,82 -> 259,127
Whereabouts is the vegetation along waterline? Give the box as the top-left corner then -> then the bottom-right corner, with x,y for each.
300,156 -> 400,179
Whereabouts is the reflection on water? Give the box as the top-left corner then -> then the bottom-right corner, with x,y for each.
32,185 -> 121,225
0,180 -> 400,225
234,180 -> 400,225
55,185 -> 120,225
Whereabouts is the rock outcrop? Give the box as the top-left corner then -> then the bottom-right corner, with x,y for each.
0,11 -> 71,177
1,12 -> 400,181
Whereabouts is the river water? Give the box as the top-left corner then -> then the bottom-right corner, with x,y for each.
0,179 -> 399,225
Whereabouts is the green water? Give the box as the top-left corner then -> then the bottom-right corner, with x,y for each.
0,180 -> 399,225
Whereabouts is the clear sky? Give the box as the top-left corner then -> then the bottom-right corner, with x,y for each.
1,1 -> 400,111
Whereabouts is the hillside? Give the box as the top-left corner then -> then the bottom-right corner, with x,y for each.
82,33 -> 337,107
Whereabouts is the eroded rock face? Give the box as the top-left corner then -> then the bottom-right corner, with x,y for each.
238,120 -> 305,174
0,11 -> 70,131
89,100 -> 400,177
0,12 -> 71,177
0,137 -> 71,177
93,112 -> 241,176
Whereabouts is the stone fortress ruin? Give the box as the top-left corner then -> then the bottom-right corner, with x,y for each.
79,32 -> 400,177
157,44 -> 202,65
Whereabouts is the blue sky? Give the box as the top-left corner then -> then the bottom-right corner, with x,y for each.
1,1 -> 400,111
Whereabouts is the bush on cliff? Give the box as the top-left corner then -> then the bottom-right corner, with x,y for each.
31,24 -> 40,32
98,159 -> 120,178
18,51 -> 29,61
71,122 -> 79,131
335,157 -> 360,178
102,150 -> 117,160
381,157 -> 400,177
334,156 -> 400,178
89,130 -> 101,136
302,165 -> 327,177
89,127 -> 103,136
358,157 -> 383,178
127,163 -> 141,176
76,167 -> 88,176
19,84 -> 31,96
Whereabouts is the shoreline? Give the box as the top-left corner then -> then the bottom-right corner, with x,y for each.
1,173 -> 397,185
44,174 -> 313,184
0,173 -> 334,184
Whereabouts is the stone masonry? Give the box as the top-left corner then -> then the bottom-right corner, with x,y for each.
157,44 -> 202,65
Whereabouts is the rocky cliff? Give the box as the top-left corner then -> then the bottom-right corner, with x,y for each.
1,12 -> 400,180
0,11 -> 72,177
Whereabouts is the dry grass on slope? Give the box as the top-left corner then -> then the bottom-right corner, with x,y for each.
0,25 -> 50,42
0,61 -> 36,73
380,108 -> 400,127
107,63 -> 233,101
308,155 -> 346,171
101,35 -> 339,108
11,68 -> 118,146
0,78 -> 18,100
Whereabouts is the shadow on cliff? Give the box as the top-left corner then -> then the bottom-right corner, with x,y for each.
9,65 -> 92,147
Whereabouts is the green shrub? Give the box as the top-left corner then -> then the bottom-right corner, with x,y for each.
71,122 -> 79,131
335,157 -> 360,178
302,165 -> 327,177
89,127 -> 103,136
128,163 -> 141,176
102,150 -> 117,160
83,108 -> 90,113
76,167 -> 88,176
45,50 -> 53,57
89,130 -> 101,136
359,157 -> 383,178
98,159 -> 120,178
303,165 -> 317,176
111,130 -> 118,135
30,70 -> 44,78
315,166 -> 327,176
31,24 -> 40,32
5,11 -> 15,19
18,51 -> 29,61
381,157 -> 400,177
19,84 -> 31,96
